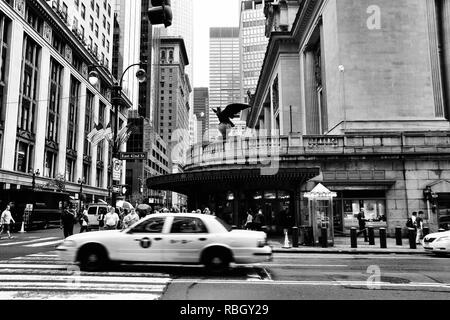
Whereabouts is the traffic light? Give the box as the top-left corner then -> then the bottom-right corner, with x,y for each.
148,0 -> 172,28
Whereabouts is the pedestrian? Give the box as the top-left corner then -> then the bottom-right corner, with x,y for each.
356,208 -> 368,242
122,208 -> 140,229
0,205 -> 15,239
79,205 -> 90,233
244,210 -> 253,230
196,209 -> 202,214
203,207 -> 211,215
416,211 -> 425,244
97,208 -> 106,230
406,211 -> 423,245
254,209 -> 265,231
103,206 -> 120,230
60,203 -> 77,238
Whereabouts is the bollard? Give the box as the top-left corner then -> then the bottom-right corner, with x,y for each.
350,227 -> 357,248
379,228 -> 387,248
368,226 -> 375,245
408,228 -> 416,249
395,226 -> 402,246
321,227 -> 328,248
423,227 -> 430,238
292,227 -> 299,247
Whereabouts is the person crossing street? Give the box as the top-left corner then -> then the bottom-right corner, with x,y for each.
0,205 -> 15,239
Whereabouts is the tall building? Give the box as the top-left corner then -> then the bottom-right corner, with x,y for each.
112,0 -> 141,109
239,0 -> 268,103
193,87 -> 209,144
0,0 -> 128,203
209,27 -> 242,141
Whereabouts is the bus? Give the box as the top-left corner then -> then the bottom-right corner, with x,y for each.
0,189 -> 72,231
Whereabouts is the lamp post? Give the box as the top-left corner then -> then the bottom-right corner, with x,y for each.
78,177 -> 85,214
88,63 -> 146,209
30,169 -> 40,190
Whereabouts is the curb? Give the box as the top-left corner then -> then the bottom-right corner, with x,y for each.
271,248 -> 429,255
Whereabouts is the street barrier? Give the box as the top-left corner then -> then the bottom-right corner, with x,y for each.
395,226 -> 402,246
321,227 -> 328,248
350,227 -> 357,248
292,227 -> 299,248
379,228 -> 387,248
408,228 -> 416,249
368,226 -> 375,245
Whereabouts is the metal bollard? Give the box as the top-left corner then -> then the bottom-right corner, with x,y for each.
379,228 -> 387,248
395,226 -> 402,246
321,227 -> 328,248
408,228 -> 416,249
368,226 -> 375,245
350,227 -> 357,248
423,227 -> 430,237
292,227 -> 299,247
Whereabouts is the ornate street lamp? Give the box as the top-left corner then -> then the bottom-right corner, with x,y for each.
78,177 -> 85,213
88,63 -> 146,209
30,169 -> 40,190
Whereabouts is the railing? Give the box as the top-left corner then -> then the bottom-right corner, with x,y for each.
184,132 -> 450,170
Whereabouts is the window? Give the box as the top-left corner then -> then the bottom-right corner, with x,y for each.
67,76 -> 80,152
0,14 -> 11,131
102,34 -> 105,47
106,40 -> 109,53
103,0 -> 107,9
95,24 -> 99,37
103,15 -> 106,28
89,16 -> 94,31
81,4 -> 86,19
170,217 -> 208,233
90,0 -> 94,10
108,4 -> 111,17
107,22 -> 110,35
84,90 -> 94,157
132,217 -> 166,233
96,4 -> 100,18
47,58 -> 62,143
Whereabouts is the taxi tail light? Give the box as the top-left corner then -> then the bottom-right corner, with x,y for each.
257,238 -> 268,248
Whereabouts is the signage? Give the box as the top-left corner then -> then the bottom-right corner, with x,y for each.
119,152 -> 147,160
113,158 -> 122,181
112,186 -> 121,193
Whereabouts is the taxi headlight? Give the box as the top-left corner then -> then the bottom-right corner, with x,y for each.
257,239 -> 267,248
436,236 -> 450,242
61,240 -> 77,248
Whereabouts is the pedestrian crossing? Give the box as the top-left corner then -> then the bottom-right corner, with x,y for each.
0,237 -> 63,248
0,251 -> 172,300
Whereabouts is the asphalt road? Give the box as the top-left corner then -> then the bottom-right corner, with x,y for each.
0,228 -> 449,301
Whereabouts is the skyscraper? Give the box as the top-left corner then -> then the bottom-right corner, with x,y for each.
239,0 -> 268,103
209,27 -> 242,141
193,87 -> 209,144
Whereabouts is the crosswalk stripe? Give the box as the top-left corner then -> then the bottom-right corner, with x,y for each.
0,291 -> 162,300
24,240 -> 63,247
0,274 -> 171,284
0,237 -> 59,247
0,264 -> 69,269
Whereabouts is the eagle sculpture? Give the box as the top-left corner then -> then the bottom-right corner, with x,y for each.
212,103 -> 252,141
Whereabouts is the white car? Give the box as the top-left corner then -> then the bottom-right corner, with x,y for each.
423,230 -> 450,255
57,213 -> 272,272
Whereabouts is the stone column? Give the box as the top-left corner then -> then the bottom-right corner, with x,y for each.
90,94 -> 99,188
426,0 -> 445,118
304,49 -> 320,135
34,46 -> 51,174
57,67 -> 71,176
2,21 -> 23,170
440,0 -> 450,118
76,82 -> 87,182
103,106 -> 111,190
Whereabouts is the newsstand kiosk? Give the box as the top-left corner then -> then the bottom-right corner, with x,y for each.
304,183 -> 337,247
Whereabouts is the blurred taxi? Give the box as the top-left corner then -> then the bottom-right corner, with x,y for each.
57,213 -> 272,271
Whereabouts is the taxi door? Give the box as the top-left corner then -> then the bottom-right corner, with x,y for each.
118,216 -> 168,263
163,216 -> 212,263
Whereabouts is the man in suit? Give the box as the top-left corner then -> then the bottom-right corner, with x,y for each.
356,208 -> 368,242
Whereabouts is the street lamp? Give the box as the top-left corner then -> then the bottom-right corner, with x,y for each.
30,169 -> 40,190
88,63 -> 146,209
78,177 -> 85,213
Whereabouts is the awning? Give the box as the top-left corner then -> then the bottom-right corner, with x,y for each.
146,167 -> 320,195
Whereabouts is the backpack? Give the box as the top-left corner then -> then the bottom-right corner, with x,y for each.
406,218 -> 413,228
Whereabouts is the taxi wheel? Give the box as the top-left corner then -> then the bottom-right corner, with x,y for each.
204,250 -> 230,274
79,246 -> 108,272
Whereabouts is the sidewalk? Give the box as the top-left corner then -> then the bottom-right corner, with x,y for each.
268,235 -> 429,254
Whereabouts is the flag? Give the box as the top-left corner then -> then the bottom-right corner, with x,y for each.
116,122 -> 131,144
91,123 -> 105,146
104,122 -> 113,142
119,124 -> 137,145
87,123 -> 98,143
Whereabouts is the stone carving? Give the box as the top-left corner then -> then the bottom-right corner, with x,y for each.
14,0 -> 25,17
82,63 -> 88,78
65,45 -> 72,64
43,22 -> 52,44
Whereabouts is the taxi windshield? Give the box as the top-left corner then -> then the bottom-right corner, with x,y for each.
214,216 -> 232,232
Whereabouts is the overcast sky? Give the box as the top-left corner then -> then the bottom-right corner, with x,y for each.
192,0 -> 241,88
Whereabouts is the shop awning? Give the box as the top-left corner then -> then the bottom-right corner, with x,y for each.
146,167 -> 320,195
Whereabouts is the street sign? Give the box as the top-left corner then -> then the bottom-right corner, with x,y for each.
118,152 -> 147,160
113,158 -> 122,181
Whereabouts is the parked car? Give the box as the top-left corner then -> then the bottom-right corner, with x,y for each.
56,213 -> 272,272
439,215 -> 450,230
423,230 -> 450,255
86,204 -> 109,229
